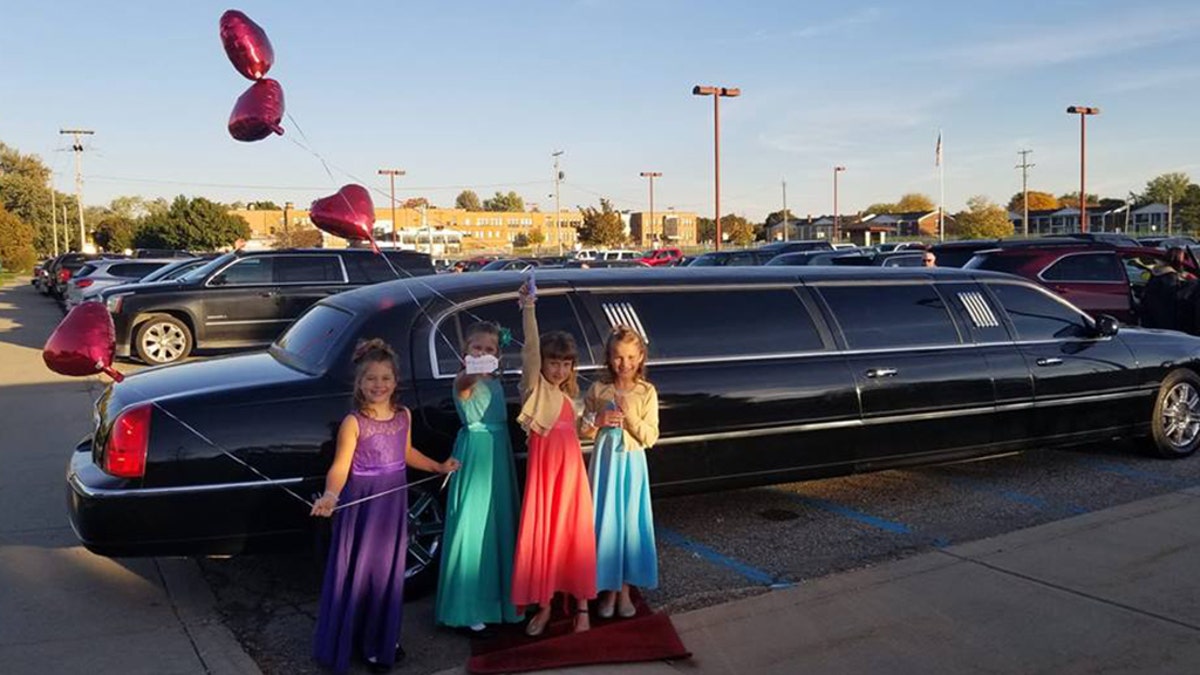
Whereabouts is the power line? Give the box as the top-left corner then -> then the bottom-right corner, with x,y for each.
85,174 -> 552,193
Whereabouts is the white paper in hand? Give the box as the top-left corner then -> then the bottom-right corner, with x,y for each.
464,354 -> 500,375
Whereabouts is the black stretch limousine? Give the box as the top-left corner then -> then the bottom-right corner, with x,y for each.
68,267 -> 1200,587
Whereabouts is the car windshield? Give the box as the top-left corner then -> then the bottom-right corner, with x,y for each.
272,304 -> 356,373
178,253 -> 234,283
138,258 -> 198,283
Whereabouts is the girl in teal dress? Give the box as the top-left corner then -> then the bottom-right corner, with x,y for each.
580,326 -> 660,620
435,322 -> 522,633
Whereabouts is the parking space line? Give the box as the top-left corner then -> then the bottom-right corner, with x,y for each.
1076,458 -> 1193,487
936,473 -> 1090,515
657,527 -> 790,588
785,494 -> 912,534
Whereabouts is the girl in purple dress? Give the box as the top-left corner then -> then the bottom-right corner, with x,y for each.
311,339 -> 458,674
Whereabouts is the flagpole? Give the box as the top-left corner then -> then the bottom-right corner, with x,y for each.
938,129 -> 945,242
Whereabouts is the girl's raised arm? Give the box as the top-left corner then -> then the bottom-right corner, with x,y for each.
518,285 -> 540,398
311,414 -> 359,516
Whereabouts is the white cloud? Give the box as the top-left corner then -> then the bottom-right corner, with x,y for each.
1102,66 -> 1200,93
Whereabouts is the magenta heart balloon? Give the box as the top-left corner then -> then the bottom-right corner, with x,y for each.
311,185 -> 378,249
43,302 -> 124,382
219,10 -> 275,81
228,79 -> 285,142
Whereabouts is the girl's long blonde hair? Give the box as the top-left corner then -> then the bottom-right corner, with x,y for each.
601,325 -> 648,384
352,338 -> 404,415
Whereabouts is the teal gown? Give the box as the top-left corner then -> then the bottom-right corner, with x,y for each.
435,378 -> 522,627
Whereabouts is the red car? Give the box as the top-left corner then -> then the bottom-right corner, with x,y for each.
965,243 -> 1197,324
639,247 -> 683,266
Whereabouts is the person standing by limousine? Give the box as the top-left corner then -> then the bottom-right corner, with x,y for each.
511,281 -> 598,637
581,326 -> 661,620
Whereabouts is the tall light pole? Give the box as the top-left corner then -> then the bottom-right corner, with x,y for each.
60,128 -> 93,251
833,166 -> 846,242
639,171 -> 661,246
283,201 -> 293,240
692,85 -> 740,250
781,178 -> 789,242
553,151 -> 564,255
378,168 -> 405,243
1016,149 -> 1034,236
1066,106 -> 1099,233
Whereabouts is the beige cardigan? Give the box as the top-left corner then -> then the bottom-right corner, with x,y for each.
517,302 -> 578,436
579,380 -> 660,452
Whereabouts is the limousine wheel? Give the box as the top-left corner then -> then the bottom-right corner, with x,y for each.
403,486 -> 445,598
1151,369 -> 1200,459
134,314 -> 193,365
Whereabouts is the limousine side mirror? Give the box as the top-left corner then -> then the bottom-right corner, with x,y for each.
1094,314 -> 1119,338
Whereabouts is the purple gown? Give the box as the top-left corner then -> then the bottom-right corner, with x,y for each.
314,410 -> 409,674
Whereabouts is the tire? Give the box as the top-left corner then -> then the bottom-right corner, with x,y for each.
133,314 -> 193,365
1149,369 -> 1200,458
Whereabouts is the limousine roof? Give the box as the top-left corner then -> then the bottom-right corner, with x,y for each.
328,266 -> 1022,314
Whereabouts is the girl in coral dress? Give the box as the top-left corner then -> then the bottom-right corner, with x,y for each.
510,281 -> 598,636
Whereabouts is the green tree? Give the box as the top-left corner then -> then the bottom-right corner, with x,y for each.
1143,172 -> 1191,206
951,196 -> 1013,239
764,209 -> 795,227
1007,191 -> 1060,212
0,204 -> 37,272
134,195 -> 250,251
895,193 -> 936,213
455,190 -> 483,211
577,199 -> 626,247
512,233 -> 530,248
697,217 -> 716,244
247,200 -> 282,210
1058,192 -> 1099,209
527,226 -> 546,250
1176,184 -> 1200,231
724,214 -> 756,246
272,225 -> 324,249
865,203 -> 898,215
92,215 -> 139,252
483,191 -> 524,212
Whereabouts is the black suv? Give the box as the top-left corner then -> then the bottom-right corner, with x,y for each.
102,248 -> 433,365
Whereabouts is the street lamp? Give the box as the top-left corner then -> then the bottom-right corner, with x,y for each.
378,168 -> 406,243
639,171 -> 661,246
833,166 -> 846,242
1066,106 -> 1099,233
692,85 -> 740,250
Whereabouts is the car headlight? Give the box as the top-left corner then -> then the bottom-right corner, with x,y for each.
106,294 -> 128,314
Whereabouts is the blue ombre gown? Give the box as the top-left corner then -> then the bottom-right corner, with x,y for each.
589,403 -> 658,592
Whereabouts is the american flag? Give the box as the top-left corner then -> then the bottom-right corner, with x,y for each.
935,130 -> 942,167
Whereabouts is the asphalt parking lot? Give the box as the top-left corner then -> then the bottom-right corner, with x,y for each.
9,279 -> 1200,675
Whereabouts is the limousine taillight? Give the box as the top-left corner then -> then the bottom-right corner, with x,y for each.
102,404 -> 152,479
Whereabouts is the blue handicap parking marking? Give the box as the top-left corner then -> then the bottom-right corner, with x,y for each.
938,473 -> 1090,516
785,494 -> 912,535
1076,457 -> 1192,487
657,527 -> 789,588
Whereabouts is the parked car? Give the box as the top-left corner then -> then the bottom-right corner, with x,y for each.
479,258 -> 541,272
101,248 -> 434,365
765,250 -> 859,266
929,240 -> 1005,268
1053,232 -> 1141,247
687,249 -> 774,267
68,267 -> 1200,595
450,257 -> 498,273
65,259 -> 177,310
1138,236 -> 1198,249
638,247 -> 683,267
832,250 -> 927,267
48,253 -> 126,302
964,244 -> 1196,324
133,248 -> 195,259
599,249 -> 642,261
560,259 -> 651,269
72,257 -> 215,308
756,240 -> 834,257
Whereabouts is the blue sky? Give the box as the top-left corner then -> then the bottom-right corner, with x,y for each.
4,0 -> 1199,220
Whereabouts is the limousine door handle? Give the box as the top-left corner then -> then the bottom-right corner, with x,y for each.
865,368 -> 898,379
257,290 -> 278,298
1036,357 -> 1064,367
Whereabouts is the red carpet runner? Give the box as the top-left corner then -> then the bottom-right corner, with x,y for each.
467,592 -> 691,674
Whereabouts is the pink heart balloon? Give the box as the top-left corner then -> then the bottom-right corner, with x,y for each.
219,10 -> 275,81
228,79 -> 285,142
311,185 -> 378,250
43,302 -> 124,382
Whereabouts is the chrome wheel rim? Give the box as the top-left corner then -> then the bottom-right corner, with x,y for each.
1162,382 -> 1200,450
141,322 -> 187,363
406,489 -> 443,580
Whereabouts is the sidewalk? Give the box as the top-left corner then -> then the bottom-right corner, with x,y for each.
0,279 -> 259,675
439,486 -> 1200,675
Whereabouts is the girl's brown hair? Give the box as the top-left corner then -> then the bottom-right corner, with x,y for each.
463,321 -> 501,352
352,338 -> 403,415
540,330 -> 579,398
601,325 -> 648,384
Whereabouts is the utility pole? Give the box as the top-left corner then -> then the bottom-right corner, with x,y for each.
1168,194 -> 1174,235
1016,149 -> 1035,237
283,201 -> 292,240
553,151 -> 564,256
421,203 -> 433,255
833,166 -> 846,242
639,171 -> 661,246
781,178 -> 789,242
50,182 -> 59,256
60,129 -> 94,251
378,168 -> 405,244
62,205 -> 70,251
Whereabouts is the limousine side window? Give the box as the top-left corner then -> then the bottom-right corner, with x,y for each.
988,283 -> 1091,341
432,294 -> 593,376
819,283 -> 961,349
590,289 -> 824,359
212,257 -> 272,285
273,255 -> 343,283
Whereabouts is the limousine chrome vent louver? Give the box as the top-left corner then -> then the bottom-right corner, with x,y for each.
959,291 -> 1000,328
601,302 -> 650,343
